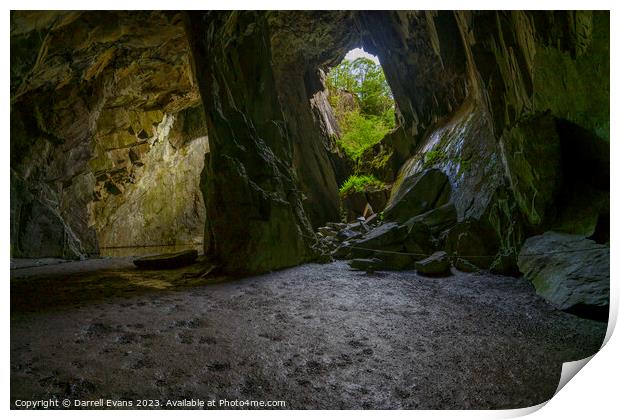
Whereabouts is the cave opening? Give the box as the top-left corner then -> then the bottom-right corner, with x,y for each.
322,47 -> 397,222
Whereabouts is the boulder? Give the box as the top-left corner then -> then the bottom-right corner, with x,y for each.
352,222 -> 409,253
518,231 -> 609,321
383,169 -> 451,223
349,258 -> 382,271
318,226 -> 337,237
445,219 -> 499,269
489,253 -> 520,276
415,251 -> 451,276
133,250 -> 199,269
314,252 -> 334,264
366,188 -> 390,214
453,257 -> 480,273
327,222 -> 347,230
404,202 -> 457,235
336,229 -> 361,241
403,222 -> 434,261
363,213 -> 380,227
372,250 -> 416,270
341,191 -> 368,222
332,242 -> 352,259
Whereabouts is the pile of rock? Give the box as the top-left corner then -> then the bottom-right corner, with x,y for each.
316,166 -> 609,325
338,207 -> 457,275
325,168 -> 512,276
328,168 -> 460,276
314,216 -> 381,259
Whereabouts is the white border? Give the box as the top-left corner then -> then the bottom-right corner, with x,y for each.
3,2 -> 618,419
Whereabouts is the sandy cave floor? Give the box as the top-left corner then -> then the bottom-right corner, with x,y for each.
10,258 -> 607,409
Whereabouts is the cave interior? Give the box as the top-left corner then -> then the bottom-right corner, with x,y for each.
9,10 -> 610,409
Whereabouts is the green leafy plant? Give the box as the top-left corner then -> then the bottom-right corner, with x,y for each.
327,57 -> 394,118
423,150 -> 447,167
338,111 -> 391,161
326,56 -> 396,163
339,174 -> 385,196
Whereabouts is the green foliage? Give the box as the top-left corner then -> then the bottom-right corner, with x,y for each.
423,149 -> 472,176
339,174 -> 385,196
423,150 -> 447,167
338,111 -> 392,161
327,57 -> 394,120
370,149 -> 392,170
380,106 -> 396,127
455,157 -> 472,176
326,59 -> 357,94
327,56 -> 396,163
327,54 -> 397,189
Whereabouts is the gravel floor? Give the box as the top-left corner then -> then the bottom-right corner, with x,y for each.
11,260 -> 607,409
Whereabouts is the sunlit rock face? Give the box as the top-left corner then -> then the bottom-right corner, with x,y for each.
93,106 -> 209,249
10,11 -> 205,258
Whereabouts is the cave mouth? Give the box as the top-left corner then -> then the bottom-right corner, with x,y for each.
324,47 -> 397,221
326,48 -> 396,166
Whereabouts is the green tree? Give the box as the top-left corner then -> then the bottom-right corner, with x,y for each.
326,59 -> 356,93
327,57 -> 394,120
338,111 -> 391,161
350,57 -> 393,117
326,55 -> 396,164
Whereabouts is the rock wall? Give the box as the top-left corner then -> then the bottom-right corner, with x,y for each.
365,11 -> 608,270
10,11 -> 207,258
183,10 -> 608,274
185,12 -> 314,273
185,11 -> 360,273
94,106 -> 209,248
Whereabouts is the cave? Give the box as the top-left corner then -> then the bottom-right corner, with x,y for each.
10,11 -> 610,409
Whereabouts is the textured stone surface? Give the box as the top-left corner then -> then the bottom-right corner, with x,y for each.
349,258 -> 382,271
404,222 -> 434,259
10,11 -> 205,258
404,203 -> 457,235
376,11 -> 608,272
499,113 -> 562,226
518,231 -> 609,321
187,12 -> 318,273
352,222 -> 409,253
445,219 -> 501,270
341,187 -> 390,222
415,251 -> 451,276
10,172 -> 84,259
94,109 -> 209,248
384,169 -> 451,223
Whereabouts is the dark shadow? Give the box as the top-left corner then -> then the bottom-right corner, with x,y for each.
566,303 -> 609,323
10,260 -> 230,313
